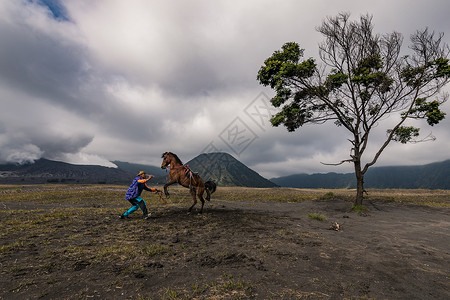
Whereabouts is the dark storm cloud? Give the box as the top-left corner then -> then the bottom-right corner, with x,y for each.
0,121 -> 94,164
1,0 -> 449,174
0,22 -> 83,109
31,131 -> 93,158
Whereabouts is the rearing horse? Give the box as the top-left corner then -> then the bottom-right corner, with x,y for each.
161,152 -> 216,213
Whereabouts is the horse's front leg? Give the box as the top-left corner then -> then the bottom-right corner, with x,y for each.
163,179 -> 177,199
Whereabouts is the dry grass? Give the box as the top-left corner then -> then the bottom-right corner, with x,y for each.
0,184 -> 448,298
1,184 -> 449,206
212,186 -> 450,207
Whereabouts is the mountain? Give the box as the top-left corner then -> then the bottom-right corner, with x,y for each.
0,153 -> 277,187
112,161 -> 166,177
184,152 -> 277,188
3,156 -> 447,189
363,160 -> 450,189
271,172 -> 355,189
0,159 -> 133,184
271,159 -> 450,189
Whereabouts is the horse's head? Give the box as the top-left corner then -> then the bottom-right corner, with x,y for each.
161,152 -> 171,169
161,152 -> 183,169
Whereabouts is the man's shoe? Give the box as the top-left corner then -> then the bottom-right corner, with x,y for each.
144,213 -> 152,220
120,214 -> 128,219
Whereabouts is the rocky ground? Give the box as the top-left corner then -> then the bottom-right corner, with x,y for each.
0,185 -> 449,299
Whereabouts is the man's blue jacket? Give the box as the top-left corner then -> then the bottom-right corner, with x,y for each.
125,176 -> 155,200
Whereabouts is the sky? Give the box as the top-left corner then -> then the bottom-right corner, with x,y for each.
1,0 -> 449,179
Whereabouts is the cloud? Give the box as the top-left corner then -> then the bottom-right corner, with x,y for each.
37,0 -> 69,21
0,87 -> 94,163
0,0 -> 449,176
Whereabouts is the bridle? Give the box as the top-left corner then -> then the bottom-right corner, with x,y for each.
161,154 -> 171,169
161,152 -> 197,188
162,153 -> 184,170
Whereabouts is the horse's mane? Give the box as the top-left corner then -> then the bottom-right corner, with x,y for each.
162,152 -> 183,165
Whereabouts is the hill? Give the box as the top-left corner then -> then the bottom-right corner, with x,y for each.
184,152 -> 277,188
3,156 -> 448,189
271,159 -> 450,189
0,153 -> 277,187
0,159 -> 132,184
270,172 -> 355,189
112,161 -> 166,177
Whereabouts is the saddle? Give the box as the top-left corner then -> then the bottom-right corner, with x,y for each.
180,165 -> 199,188
183,165 -> 198,178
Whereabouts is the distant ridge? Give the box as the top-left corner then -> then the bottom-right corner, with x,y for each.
2,157 -> 448,189
0,153 -> 277,187
185,152 -> 277,188
0,159 -> 132,184
271,159 -> 450,189
112,161 -> 166,177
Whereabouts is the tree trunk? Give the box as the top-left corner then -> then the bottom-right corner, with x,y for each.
354,160 -> 364,206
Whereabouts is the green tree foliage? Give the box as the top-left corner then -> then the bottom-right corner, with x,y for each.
257,13 -> 450,205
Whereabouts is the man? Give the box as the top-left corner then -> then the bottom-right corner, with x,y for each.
120,171 -> 160,219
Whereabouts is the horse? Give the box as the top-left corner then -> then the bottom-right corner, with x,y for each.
161,152 -> 216,213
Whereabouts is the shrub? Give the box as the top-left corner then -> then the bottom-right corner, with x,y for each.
307,213 -> 326,221
352,205 -> 368,213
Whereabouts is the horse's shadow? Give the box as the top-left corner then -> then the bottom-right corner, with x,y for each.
147,203 -> 262,223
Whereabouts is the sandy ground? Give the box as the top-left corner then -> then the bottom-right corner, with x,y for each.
1,192 -> 449,299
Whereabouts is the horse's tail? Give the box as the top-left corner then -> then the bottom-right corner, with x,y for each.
205,181 -> 216,194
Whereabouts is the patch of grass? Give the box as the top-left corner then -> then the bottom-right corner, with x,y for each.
39,263 -> 56,274
63,244 -> 85,254
2,218 -> 39,234
11,279 -> 35,293
322,192 -> 335,199
0,184 -> 125,205
123,263 -> 145,275
141,244 -> 169,257
31,211 -> 72,225
0,241 -> 25,254
218,273 -> 255,298
363,188 -> 450,208
94,243 -> 138,261
307,213 -> 326,221
161,287 -> 181,299
2,184 -> 449,207
204,273 -> 255,299
157,274 -> 255,299
213,187 -> 316,203
352,205 -> 369,213
191,282 -> 209,296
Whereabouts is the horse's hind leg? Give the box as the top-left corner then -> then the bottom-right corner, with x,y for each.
199,196 -> 205,213
188,187 -> 197,212
197,188 -> 206,213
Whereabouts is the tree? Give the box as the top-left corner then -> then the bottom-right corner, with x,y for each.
257,13 -> 450,206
